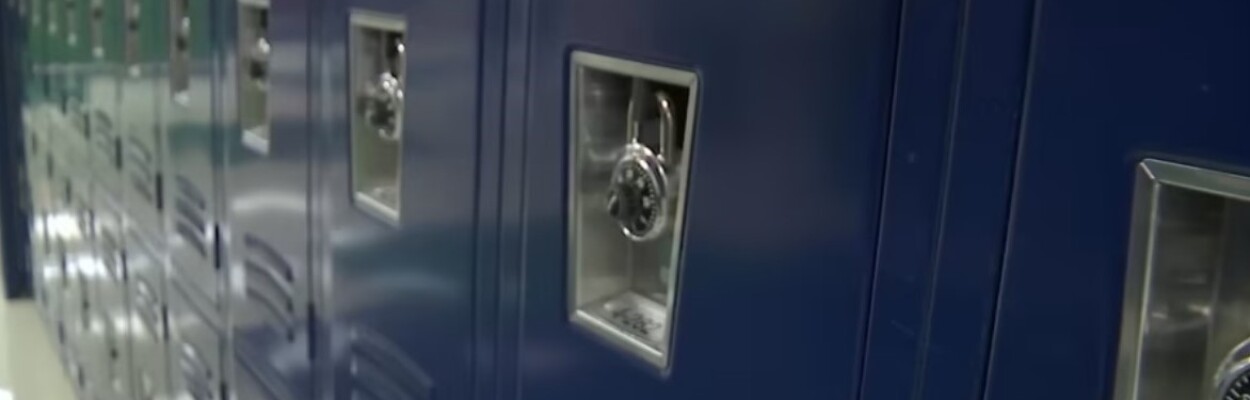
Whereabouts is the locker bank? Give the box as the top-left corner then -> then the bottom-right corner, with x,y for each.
0,0 -> 1247,399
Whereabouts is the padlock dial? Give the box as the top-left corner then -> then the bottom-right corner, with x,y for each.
607,146 -> 668,241
1221,370 -> 1250,400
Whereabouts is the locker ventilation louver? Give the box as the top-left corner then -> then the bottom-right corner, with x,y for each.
126,137 -> 157,208
173,175 -> 209,259
101,230 -> 120,282
178,342 -> 215,400
91,110 -> 114,158
235,343 -> 294,400
243,234 -> 296,341
349,327 -> 435,400
133,278 -> 163,341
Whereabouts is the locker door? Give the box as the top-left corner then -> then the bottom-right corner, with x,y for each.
316,0 -> 488,398
505,0 -> 901,399
83,1 -> 132,398
223,0 -> 317,398
119,0 -> 165,248
93,202 -> 133,400
87,0 -> 125,214
984,1 -> 1250,399
26,0 -> 61,328
126,236 -> 172,400
122,0 -> 171,398
162,0 -> 228,397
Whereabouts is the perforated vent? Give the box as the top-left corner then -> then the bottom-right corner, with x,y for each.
178,342 -> 215,400
132,278 -> 164,342
173,175 -> 209,258
91,110 -> 114,157
126,137 -> 159,209
101,230 -> 121,281
243,234 -> 296,341
349,327 -> 435,400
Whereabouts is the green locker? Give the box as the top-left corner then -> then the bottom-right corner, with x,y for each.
121,0 -> 172,397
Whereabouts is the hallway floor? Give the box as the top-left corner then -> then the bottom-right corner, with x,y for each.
0,252 -> 77,399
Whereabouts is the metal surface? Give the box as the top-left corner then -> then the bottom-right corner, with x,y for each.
225,0 -> 317,399
1114,159 -> 1250,400
347,10 -> 406,224
317,0 -> 487,398
985,0 -> 1250,398
567,52 -> 697,369
121,0 -> 171,398
504,0 -> 901,398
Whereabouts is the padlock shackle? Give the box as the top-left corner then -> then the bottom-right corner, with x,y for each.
655,91 -> 675,162
625,90 -> 677,162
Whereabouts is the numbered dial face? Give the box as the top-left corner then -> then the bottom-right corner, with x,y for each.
606,147 -> 669,241
1221,369 -> 1250,400
247,37 -> 270,89
360,72 -> 404,141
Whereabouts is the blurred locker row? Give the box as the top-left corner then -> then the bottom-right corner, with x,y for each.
0,0 -> 1247,399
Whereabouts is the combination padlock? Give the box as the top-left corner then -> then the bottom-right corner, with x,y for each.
1215,337 -> 1250,399
359,38 -> 405,142
606,91 -> 677,242
246,36 -> 271,91
174,12 -> 190,54
361,71 -> 403,141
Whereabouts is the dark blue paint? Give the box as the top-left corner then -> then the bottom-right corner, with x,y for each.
865,0 -> 1034,398
492,0 -> 532,395
1,0 -> 34,300
918,0 -> 1033,398
859,0 -> 963,396
507,1 -> 901,399
472,0 -> 510,399
316,0 -> 488,399
225,0 -> 317,399
986,0 -> 1250,398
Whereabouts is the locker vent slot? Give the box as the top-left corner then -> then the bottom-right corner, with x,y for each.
130,174 -> 157,208
133,278 -> 163,341
126,136 -> 153,162
91,110 -> 114,156
173,183 -> 209,259
178,343 -> 215,400
243,234 -> 296,340
235,342 -> 295,400
349,327 -> 434,400
175,175 -> 207,210
101,230 -> 120,281
174,222 -> 208,259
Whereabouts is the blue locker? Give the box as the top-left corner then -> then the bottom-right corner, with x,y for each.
223,0 -> 318,398
0,0 -> 34,302
856,0 -> 1034,398
162,0 -> 229,398
315,0 -> 491,398
499,0 -> 901,399
982,0 -> 1250,399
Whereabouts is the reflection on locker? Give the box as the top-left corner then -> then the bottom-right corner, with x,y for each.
4,0 -> 899,398
4,0 -> 1245,400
